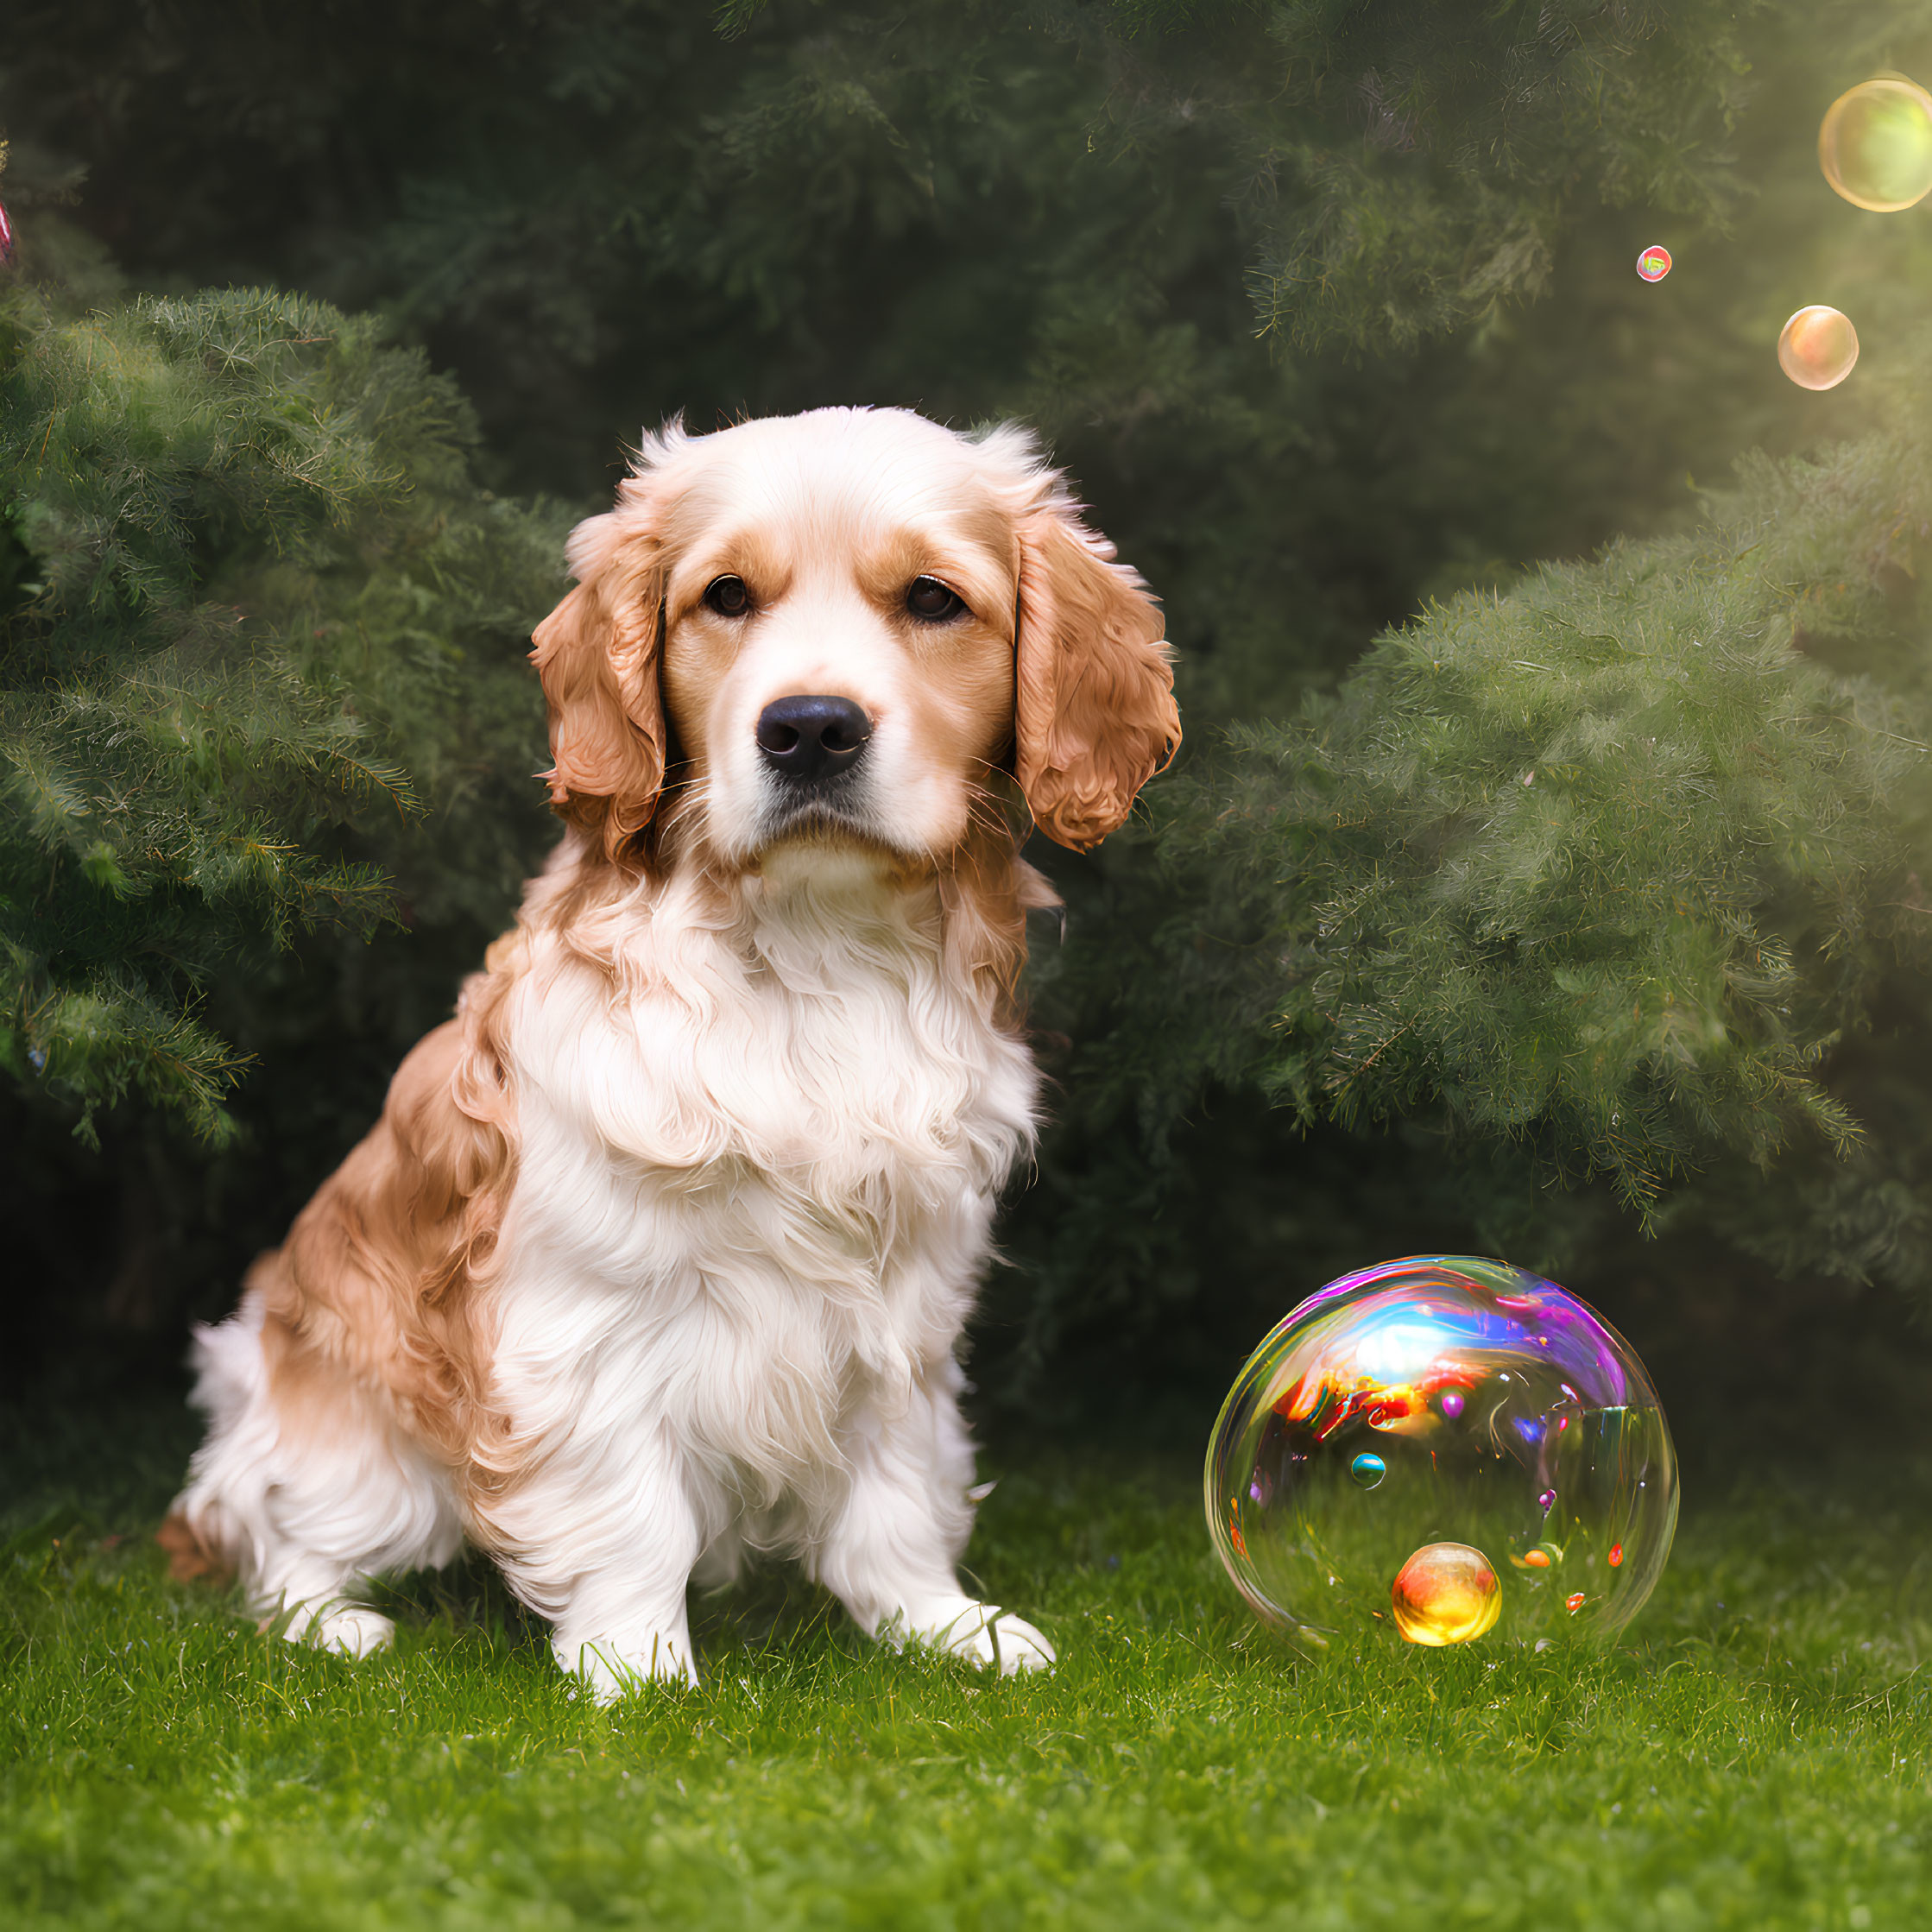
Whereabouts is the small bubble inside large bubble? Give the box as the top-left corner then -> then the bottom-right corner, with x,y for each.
1820,77 -> 1932,212
1778,306 -> 1859,391
1390,1542 -> 1500,1646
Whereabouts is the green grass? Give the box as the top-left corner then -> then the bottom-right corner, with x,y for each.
7,1401 -> 1932,1929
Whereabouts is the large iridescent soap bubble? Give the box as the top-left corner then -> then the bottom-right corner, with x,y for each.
1205,1257 -> 1677,1649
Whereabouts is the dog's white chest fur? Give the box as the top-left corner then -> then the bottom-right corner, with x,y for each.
486,858 -> 1039,1543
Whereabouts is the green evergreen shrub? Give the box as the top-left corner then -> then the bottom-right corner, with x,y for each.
1159,428 -> 1932,1212
9,0 -> 1932,1423
0,282 -> 565,1148
988,405 -> 1932,1412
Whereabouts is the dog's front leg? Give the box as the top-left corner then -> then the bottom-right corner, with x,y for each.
486,1432 -> 704,1702
811,1373 -> 1056,1676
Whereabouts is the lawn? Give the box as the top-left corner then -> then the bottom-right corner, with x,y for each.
4,1396 -> 1931,1929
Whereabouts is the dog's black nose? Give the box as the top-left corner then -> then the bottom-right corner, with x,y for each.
755,695 -> 873,781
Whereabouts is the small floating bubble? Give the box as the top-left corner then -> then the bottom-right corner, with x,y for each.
1608,1544 -> 1624,1568
1778,306 -> 1859,391
1350,1452 -> 1387,1489
1440,1392 -> 1465,1420
1820,77 -> 1932,212
1566,1592 -> 1587,1613
1636,245 -> 1672,282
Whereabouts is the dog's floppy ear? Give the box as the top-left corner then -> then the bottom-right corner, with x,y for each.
1011,491 -> 1180,854
531,486 -> 671,863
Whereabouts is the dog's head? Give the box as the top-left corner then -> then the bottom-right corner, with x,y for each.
531,407 -> 1178,869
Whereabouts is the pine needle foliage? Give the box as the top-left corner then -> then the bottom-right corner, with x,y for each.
1094,0 -> 1754,354
1128,415 -> 1932,1222
0,286 -> 564,1144
0,0 -> 1774,505
710,0 -> 1754,357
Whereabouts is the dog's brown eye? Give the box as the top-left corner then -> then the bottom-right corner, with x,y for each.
906,577 -> 966,622
704,575 -> 752,618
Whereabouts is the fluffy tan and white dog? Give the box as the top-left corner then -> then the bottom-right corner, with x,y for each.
160,407 -> 1178,1698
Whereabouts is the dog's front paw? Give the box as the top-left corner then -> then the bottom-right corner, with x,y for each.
887,1596 -> 1057,1676
558,1632 -> 700,1703
277,1600 -> 395,1660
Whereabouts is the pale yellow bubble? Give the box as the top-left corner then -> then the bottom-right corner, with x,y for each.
1820,77 -> 1932,212
1389,1540 -> 1500,1646
1777,306 -> 1860,391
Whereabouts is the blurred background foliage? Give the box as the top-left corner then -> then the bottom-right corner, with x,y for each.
10,0 -> 1932,1454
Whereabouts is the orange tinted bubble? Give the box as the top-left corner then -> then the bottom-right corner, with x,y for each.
1519,1548 -> 1550,1569
1636,245 -> 1672,282
1390,1542 -> 1500,1646
1778,306 -> 1859,391
1608,1544 -> 1624,1568
1820,77 -> 1932,212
